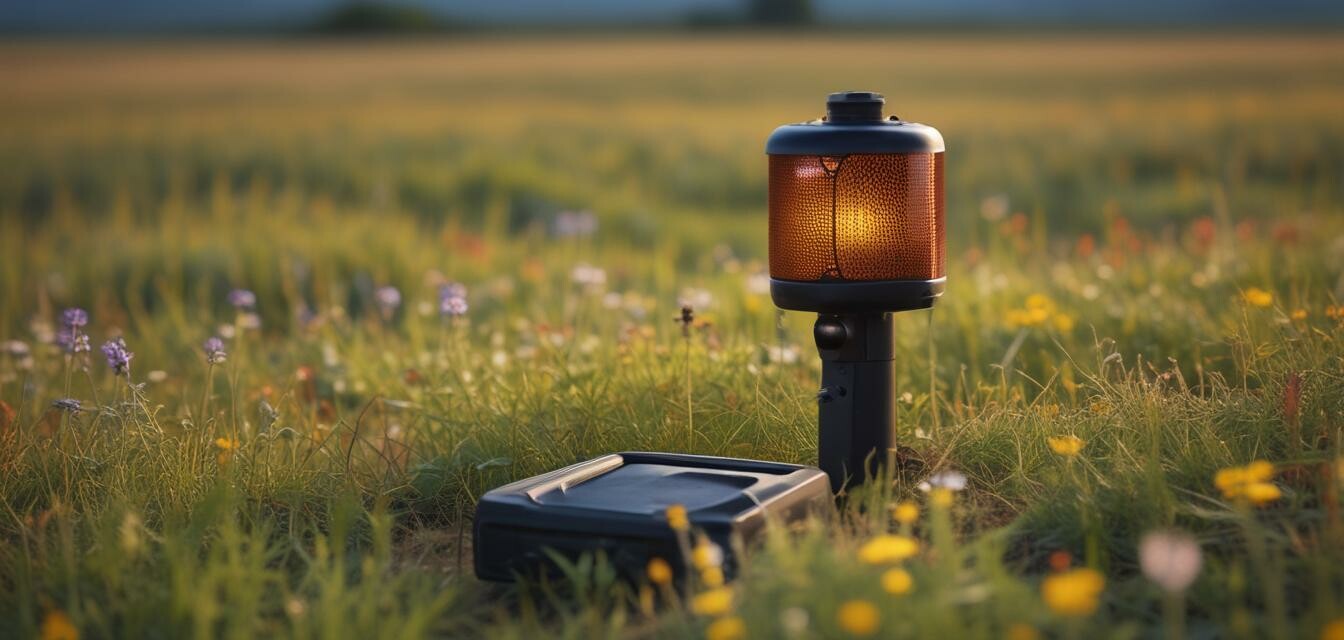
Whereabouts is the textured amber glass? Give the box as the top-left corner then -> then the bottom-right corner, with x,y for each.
769,152 -> 944,282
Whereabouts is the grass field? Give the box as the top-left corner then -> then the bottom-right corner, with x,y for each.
2,33 -> 1344,638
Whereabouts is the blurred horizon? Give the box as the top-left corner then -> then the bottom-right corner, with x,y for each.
5,0 -> 1344,34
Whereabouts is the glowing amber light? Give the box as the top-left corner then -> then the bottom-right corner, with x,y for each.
769,152 -> 944,282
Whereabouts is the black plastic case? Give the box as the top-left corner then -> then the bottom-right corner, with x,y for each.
473,452 -> 830,582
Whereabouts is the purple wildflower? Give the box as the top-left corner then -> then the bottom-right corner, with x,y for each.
375,286 -> 401,316
57,307 -> 91,354
101,337 -> 133,376
52,398 -> 82,412
441,296 -> 468,317
62,308 -> 89,328
204,336 -> 227,365
438,283 -> 468,317
551,210 -> 598,238
58,327 -> 91,354
228,289 -> 257,310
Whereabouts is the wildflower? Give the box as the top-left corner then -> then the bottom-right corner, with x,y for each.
203,336 -> 227,365
51,398 -> 82,413
858,535 -> 919,564
571,263 -> 607,290
1291,309 -> 1308,321
980,194 -> 1010,222
1052,313 -> 1076,332
690,586 -> 733,616
40,609 -> 78,640
693,539 -> 724,570
62,308 -> 89,328
375,286 -> 401,316
438,283 -> 469,317
1138,530 -> 1202,593
836,599 -> 880,636
680,288 -> 714,311
1025,293 -> 1056,324
920,469 -> 968,491
1047,435 -> 1086,457
57,328 -> 90,354
551,209 -> 598,238
676,304 -> 695,338
2,339 -> 29,357
100,337 -> 133,376
665,504 -> 689,531
892,500 -> 919,525
1242,287 -> 1273,308
701,565 -> 725,588
1322,619 -> 1344,640
745,272 -> 771,296
647,557 -> 672,585
881,567 -> 914,595
1041,568 -> 1105,617
780,607 -> 809,636
57,309 -> 91,354
1005,623 -> 1040,640
706,616 -> 746,640
215,437 -> 240,464
1214,460 -> 1281,505
227,289 -> 257,309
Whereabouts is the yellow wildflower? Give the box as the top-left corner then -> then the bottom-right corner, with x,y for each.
892,500 -> 919,526
665,504 -> 689,532
215,437 -> 239,465
836,599 -> 880,636
1242,287 -> 1273,308
692,538 -> 723,570
1214,461 -> 1280,505
1291,309 -> 1308,321
646,557 -> 672,585
701,565 -> 725,588
1041,568 -> 1105,617
929,487 -> 954,508
1006,623 -> 1039,640
1321,619 -> 1344,640
706,616 -> 746,640
41,610 -> 78,640
690,587 -> 734,616
1053,313 -> 1076,332
1005,309 -> 1032,329
881,567 -> 913,595
857,534 -> 920,565
1047,435 -> 1086,457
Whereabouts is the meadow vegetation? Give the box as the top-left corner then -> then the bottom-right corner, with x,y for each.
2,34 -> 1343,638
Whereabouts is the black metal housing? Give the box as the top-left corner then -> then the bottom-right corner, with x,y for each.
765,92 -> 944,156
814,313 -> 896,492
474,452 -> 830,582
771,277 -> 945,314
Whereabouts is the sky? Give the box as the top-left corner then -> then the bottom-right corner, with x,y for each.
2,0 -> 1342,33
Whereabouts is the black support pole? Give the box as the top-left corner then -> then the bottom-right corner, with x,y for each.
814,312 -> 895,493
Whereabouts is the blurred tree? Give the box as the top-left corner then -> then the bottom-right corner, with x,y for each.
748,0 -> 815,26
311,2 -> 453,34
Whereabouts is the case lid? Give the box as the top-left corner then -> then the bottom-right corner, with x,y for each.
474,452 -> 830,582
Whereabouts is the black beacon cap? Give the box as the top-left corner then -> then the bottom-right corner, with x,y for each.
474,452 -> 830,582
766,90 -> 945,156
